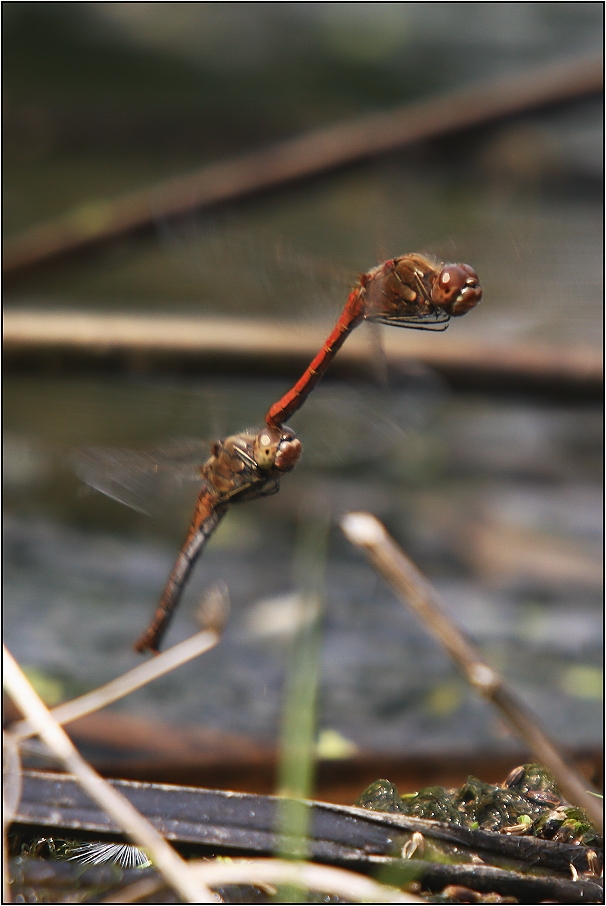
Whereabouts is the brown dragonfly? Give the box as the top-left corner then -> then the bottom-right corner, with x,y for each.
266,252 -> 481,427
76,425 -> 301,653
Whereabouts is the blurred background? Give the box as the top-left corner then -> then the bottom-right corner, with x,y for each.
3,2 -> 603,797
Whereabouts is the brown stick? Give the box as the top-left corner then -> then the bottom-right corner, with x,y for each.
4,53 -> 602,275
3,310 -> 603,397
340,513 -> 603,833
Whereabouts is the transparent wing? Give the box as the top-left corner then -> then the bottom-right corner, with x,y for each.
158,211 -> 353,327
289,364 -> 446,469
371,310 -> 451,331
72,440 -> 211,516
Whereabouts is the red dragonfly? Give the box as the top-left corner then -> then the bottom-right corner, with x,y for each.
266,252 -> 481,428
77,425 -> 301,653
77,252 -> 479,653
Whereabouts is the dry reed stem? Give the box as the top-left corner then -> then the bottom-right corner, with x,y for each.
4,53 -> 601,274
3,733 -> 22,831
10,627 -> 219,741
340,513 -> 603,833
190,858 -> 424,903
103,858 -> 424,904
3,646 -> 215,903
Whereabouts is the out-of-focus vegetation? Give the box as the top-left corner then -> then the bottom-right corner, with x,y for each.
4,3 -> 603,232
3,3 -> 602,766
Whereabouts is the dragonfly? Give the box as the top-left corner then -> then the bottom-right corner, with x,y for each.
77,251 -> 478,653
265,252 -> 481,428
77,424 -> 302,654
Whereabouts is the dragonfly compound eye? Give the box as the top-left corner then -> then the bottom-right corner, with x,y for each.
274,433 -> 302,472
432,264 -> 482,316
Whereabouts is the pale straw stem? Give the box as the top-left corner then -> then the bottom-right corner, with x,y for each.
103,857 -> 423,904
191,858 -> 423,903
3,646 -> 215,903
10,628 -> 219,741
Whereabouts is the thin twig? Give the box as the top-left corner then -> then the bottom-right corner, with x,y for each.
10,627 -> 220,742
4,52 -> 601,275
102,857 -> 424,904
3,646 -> 215,904
3,732 -> 22,831
2,732 -> 21,904
188,858 -> 423,903
103,858 -> 424,904
340,513 -> 603,832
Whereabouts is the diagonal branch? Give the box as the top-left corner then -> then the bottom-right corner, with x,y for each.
340,512 -> 603,833
4,52 -> 601,275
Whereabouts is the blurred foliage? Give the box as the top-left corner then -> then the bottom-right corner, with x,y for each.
3,3 -> 433,161
20,665 -> 66,705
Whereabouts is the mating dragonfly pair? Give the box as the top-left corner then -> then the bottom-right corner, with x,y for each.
79,252 -> 481,653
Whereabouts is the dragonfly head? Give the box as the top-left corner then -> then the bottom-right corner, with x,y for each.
431,263 -> 482,316
254,426 -> 302,473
